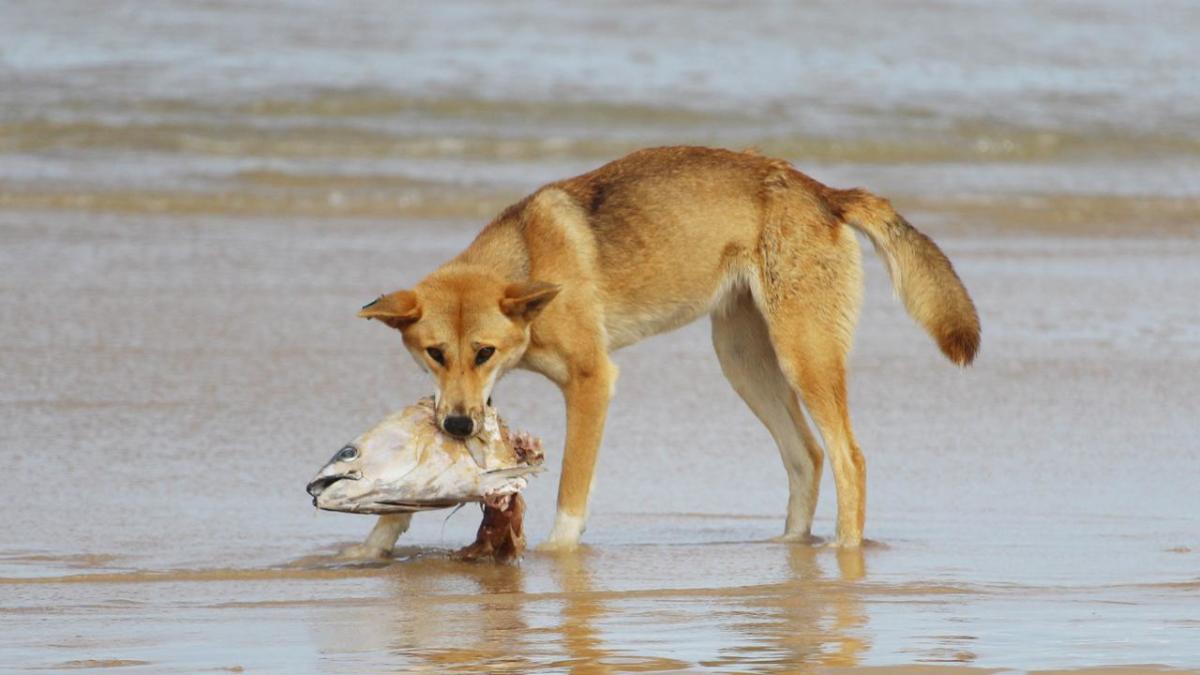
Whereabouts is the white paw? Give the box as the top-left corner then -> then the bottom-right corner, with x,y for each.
828,536 -> 865,550
334,543 -> 393,561
538,513 -> 585,552
771,531 -> 824,545
537,537 -> 581,553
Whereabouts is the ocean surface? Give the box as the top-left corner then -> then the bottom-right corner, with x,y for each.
1,1 -> 1198,671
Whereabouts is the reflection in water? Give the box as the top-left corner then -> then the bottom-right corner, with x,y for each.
769,545 -> 869,668
299,553 -> 533,672
314,544 -> 877,671
548,550 -> 607,672
707,545 -> 869,670
546,550 -> 690,673
824,547 -> 869,666
387,558 -> 532,673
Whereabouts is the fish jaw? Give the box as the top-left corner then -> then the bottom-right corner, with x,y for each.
311,461 -> 464,513
313,447 -> 495,514
312,461 -> 542,514
316,494 -> 460,514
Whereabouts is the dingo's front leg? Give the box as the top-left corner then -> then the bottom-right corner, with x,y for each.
337,513 -> 412,560
540,358 -> 616,552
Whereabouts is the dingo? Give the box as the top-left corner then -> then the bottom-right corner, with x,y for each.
359,146 -> 979,550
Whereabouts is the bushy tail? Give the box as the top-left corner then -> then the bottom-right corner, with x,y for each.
830,188 -> 981,365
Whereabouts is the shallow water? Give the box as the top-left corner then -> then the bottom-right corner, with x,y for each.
2,1 -> 1199,672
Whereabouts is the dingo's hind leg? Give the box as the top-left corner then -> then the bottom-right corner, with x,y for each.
712,292 -> 824,541
772,333 -> 865,548
758,217 -> 867,547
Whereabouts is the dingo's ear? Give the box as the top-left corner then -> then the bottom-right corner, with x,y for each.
500,281 -> 560,322
358,290 -> 421,330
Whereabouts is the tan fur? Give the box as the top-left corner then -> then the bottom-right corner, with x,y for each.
361,146 -> 980,549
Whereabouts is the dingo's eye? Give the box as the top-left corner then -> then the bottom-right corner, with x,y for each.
335,446 -> 358,462
426,347 -> 445,366
475,346 -> 495,366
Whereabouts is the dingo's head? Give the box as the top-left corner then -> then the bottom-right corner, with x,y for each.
358,268 -> 558,439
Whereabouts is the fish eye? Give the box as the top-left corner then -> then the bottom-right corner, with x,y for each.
475,346 -> 495,366
426,347 -> 445,366
335,445 -> 358,462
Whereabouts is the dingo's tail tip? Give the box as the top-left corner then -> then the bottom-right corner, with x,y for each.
940,327 -> 980,366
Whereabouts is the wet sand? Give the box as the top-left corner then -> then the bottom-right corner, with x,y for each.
3,207 -> 1199,671
3,1 -> 1199,671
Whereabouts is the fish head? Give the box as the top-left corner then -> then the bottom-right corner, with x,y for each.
306,400 -> 542,514
357,274 -> 559,439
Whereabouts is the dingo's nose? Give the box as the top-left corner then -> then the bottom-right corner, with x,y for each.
443,415 -> 474,438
